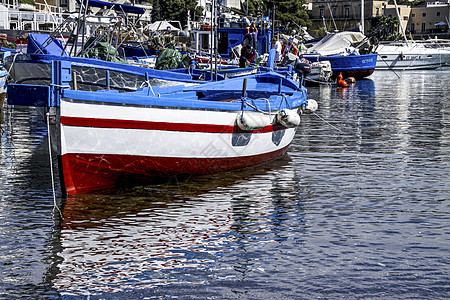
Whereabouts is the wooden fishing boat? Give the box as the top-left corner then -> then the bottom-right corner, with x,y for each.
7,62 -> 316,195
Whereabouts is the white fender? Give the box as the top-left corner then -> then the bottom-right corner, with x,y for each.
301,99 -> 318,114
236,111 -> 270,131
276,109 -> 301,128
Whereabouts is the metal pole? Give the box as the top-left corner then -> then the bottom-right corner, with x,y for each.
214,0 -> 218,81
210,0 -> 214,81
361,0 -> 364,33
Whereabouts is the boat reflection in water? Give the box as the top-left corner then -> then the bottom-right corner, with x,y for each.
53,156 -> 300,296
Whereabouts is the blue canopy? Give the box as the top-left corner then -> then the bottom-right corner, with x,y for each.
80,0 -> 145,14
27,33 -> 68,56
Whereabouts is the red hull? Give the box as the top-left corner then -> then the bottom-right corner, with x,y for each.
331,68 -> 375,79
62,146 -> 289,195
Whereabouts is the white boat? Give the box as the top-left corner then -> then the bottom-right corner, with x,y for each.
375,0 -> 450,70
376,41 -> 450,70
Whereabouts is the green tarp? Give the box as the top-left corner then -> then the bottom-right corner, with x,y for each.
82,38 -> 127,63
155,48 -> 190,70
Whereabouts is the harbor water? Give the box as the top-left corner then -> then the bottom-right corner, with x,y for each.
0,69 -> 449,299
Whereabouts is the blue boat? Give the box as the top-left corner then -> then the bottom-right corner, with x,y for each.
302,31 -> 378,79
7,61 -> 316,195
5,33 -> 208,92
302,53 -> 377,79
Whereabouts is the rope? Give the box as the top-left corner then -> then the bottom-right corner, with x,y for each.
46,112 -> 63,219
6,52 -> 20,76
305,78 -> 332,86
244,99 -> 272,115
377,53 -> 401,79
313,111 -> 343,133
140,79 -> 155,95
49,83 -> 70,88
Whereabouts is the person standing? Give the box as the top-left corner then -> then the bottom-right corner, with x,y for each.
248,23 -> 258,50
271,38 -> 282,62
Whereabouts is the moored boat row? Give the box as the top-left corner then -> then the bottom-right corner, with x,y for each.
2,0 -> 449,196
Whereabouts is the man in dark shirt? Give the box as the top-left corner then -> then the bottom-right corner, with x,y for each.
239,45 -> 256,68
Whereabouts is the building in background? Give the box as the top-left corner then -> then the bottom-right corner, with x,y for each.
308,0 -> 449,39
309,0 -> 391,34
407,0 -> 449,39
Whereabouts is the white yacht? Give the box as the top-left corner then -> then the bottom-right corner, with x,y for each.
376,41 -> 450,70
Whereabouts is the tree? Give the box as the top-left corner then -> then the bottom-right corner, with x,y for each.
151,0 -> 311,30
369,16 -> 401,41
151,0 -> 199,26
243,0 -> 311,31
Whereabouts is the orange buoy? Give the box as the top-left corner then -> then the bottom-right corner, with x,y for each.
337,80 -> 348,87
337,73 -> 343,81
345,77 -> 356,84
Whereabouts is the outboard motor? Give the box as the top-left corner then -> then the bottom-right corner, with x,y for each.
295,62 -> 312,77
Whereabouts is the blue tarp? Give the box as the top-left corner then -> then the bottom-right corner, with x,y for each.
79,0 -> 145,14
27,33 -> 68,56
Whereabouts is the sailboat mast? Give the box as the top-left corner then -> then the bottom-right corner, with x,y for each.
393,0 -> 408,41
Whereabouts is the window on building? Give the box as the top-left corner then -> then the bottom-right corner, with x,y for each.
411,23 -> 415,33
412,13 -> 415,17
437,12 -> 440,17
376,8 -> 379,16
422,13 -> 426,17
403,16 -> 408,21
421,23 -> 426,32
333,7 -> 336,16
345,7 -> 349,17
320,8 -> 324,18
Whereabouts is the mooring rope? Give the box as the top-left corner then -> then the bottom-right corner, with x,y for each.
377,53 -> 401,79
244,98 -> 272,116
46,112 -> 63,219
312,111 -> 344,133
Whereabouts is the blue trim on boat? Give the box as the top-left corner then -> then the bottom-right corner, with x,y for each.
20,54 -> 202,83
62,88 -> 307,112
302,53 -> 377,71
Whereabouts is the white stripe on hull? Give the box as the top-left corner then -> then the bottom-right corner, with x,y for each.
61,99 -> 238,125
60,100 -> 297,159
61,126 -> 295,158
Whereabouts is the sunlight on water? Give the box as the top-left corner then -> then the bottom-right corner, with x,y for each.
54,161 -> 299,296
0,69 -> 449,299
